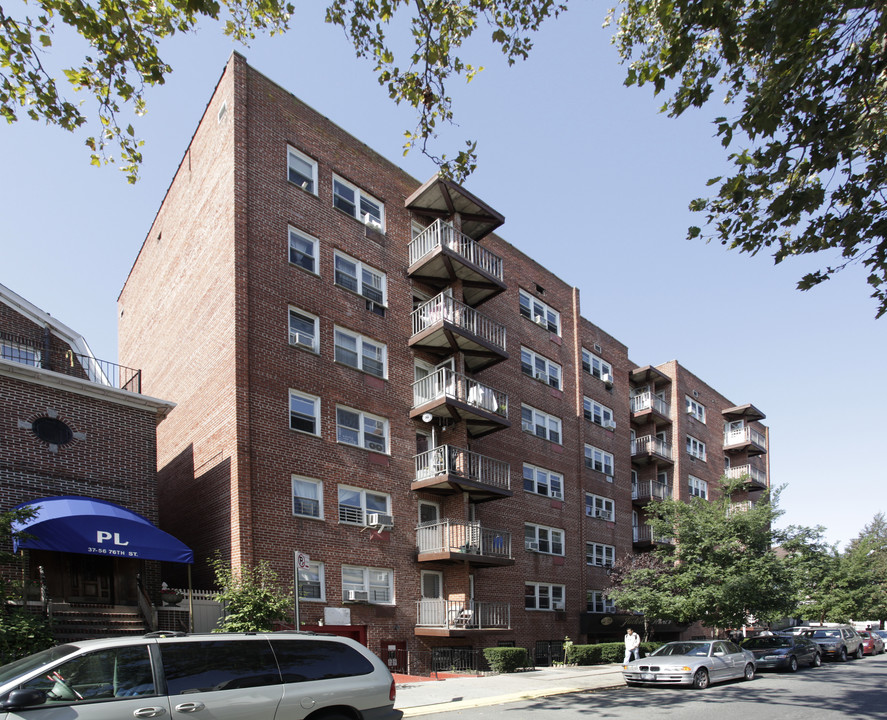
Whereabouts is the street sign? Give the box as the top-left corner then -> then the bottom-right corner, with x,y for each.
297,552 -> 311,570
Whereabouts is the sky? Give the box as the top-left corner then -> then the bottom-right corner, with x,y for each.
1,2 -> 883,549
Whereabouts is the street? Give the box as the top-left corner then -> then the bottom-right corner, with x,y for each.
419,654 -> 887,719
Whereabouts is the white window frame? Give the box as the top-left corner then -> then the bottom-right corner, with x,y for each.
518,289 -> 561,335
287,145 -> 318,194
525,582 -> 565,611
587,590 -> 615,614
0,340 -> 41,367
337,485 -> 391,526
288,306 -> 319,352
332,175 -> 385,229
336,405 -> 389,453
584,444 -> 614,476
520,346 -> 562,390
585,493 -> 614,521
342,565 -> 394,604
288,226 -> 319,275
687,435 -> 707,461
581,348 -> 612,381
289,390 -> 320,436
686,396 -> 706,423
292,475 -> 323,519
521,404 -> 562,444
689,475 -> 708,499
297,559 -> 326,602
334,326 -> 387,378
583,397 -> 614,428
334,251 -> 387,307
586,542 -> 616,568
522,463 -> 564,500
524,523 -> 565,556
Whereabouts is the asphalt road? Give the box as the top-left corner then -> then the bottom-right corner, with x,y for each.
421,653 -> 887,719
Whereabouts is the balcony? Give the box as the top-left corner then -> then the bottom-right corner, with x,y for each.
632,480 -> 672,505
408,220 -> 506,307
416,520 -> 514,567
411,368 -> 509,437
725,464 -> 768,491
630,391 -> 670,424
413,445 -> 512,502
631,435 -> 673,465
415,599 -> 511,636
632,525 -> 672,547
409,294 -> 508,372
724,426 -> 767,456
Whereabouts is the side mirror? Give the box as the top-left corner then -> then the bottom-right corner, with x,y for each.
1,688 -> 48,710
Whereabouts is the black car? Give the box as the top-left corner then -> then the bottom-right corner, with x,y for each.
741,634 -> 821,672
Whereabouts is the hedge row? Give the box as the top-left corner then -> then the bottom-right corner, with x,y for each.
567,641 -> 663,665
482,647 -> 530,673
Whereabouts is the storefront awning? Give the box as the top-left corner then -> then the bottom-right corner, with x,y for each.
12,495 -> 193,564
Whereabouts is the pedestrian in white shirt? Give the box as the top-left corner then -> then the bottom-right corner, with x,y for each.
624,627 -> 641,663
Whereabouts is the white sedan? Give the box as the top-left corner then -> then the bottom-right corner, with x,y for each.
623,640 -> 756,689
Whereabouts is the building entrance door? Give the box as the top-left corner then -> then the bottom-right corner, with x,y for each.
70,555 -> 113,603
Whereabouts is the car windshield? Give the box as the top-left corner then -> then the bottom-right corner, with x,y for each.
743,637 -> 792,649
653,642 -> 711,657
0,645 -> 79,686
811,630 -> 841,639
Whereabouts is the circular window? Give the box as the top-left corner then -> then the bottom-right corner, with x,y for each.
31,417 -> 74,446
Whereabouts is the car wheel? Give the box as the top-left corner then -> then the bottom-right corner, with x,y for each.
692,668 -> 710,689
788,656 -> 798,673
856,645 -> 864,660
839,647 -> 848,662
812,653 -> 822,667
743,663 -> 755,681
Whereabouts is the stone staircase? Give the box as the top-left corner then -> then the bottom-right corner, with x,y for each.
50,604 -> 148,643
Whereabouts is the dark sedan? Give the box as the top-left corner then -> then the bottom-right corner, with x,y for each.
741,634 -> 821,672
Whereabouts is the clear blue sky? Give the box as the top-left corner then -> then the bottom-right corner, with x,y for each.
1,2 -> 883,548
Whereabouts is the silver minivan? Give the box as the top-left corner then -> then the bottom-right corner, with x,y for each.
0,632 -> 401,720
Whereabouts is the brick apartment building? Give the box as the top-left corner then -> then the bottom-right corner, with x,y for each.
117,53 -> 769,665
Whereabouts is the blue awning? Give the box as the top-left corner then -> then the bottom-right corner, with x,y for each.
12,496 -> 193,564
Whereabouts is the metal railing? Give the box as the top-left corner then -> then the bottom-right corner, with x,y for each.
409,219 -> 504,281
633,525 -> 672,544
631,480 -> 672,501
416,520 -> 512,559
725,464 -> 768,486
631,435 -> 673,460
630,391 -> 670,417
412,367 -> 507,417
414,445 -> 511,490
724,426 -> 767,450
411,293 -> 506,353
416,599 -> 511,630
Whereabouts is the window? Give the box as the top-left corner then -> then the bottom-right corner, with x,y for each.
336,406 -> 389,452
1,340 -> 40,367
289,390 -> 320,435
581,348 -> 612,381
298,560 -> 326,601
525,582 -> 565,611
585,494 -> 614,521
583,397 -> 614,428
292,476 -> 323,519
521,404 -> 562,444
687,435 -> 707,460
520,347 -> 561,389
524,523 -> 565,555
271,639 -> 375,680
587,590 -> 615,614
332,175 -> 384,229
689,475 -> 708,499
334,251 -> 386,308
287,146 -> 318,194
288,227 -> 318,274
523,463 -> 563,500
334,327 -> 386,378
337,485 -> 390,525
289,307 -> 318,352
686,396 -> 706,422
584,445 -> 614,476
342,566 -> 393,604
587,542 -> 615,567
518,289 -> 561,335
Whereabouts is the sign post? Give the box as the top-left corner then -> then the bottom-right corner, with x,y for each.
294,551 -> 310,629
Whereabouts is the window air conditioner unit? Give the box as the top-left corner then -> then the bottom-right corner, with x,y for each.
552,601 -> 565,611
595,510 -> 610,520
686,406 -> 695,414
366,440 -> 386,453
605,475 -> 614,484
534,314 -> 546,326
601,372 -> 613,386
525,541 -> 539,552
535,371 -> 547,381
364,214 -> 382,230
366,512 -> 394,529
551,492 -> 563,500
345,590 -> 369,602
606,420 -> 616,429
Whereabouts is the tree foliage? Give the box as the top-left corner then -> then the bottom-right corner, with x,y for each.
210,553 -> 291,632
611,0 -> 887,317
607,550 -> 680,639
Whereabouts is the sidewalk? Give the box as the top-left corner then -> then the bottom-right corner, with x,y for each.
394,664 -> 626,717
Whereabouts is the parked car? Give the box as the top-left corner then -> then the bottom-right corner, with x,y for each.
873,629 -> 887,644
623,640 -> 756,689
798,625 -> 864,661
858,630 -> 886,655
740,634 -> 821,672
0,632 -> 402,720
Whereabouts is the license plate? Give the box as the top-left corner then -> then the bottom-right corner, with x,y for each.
641,673 -> 655,681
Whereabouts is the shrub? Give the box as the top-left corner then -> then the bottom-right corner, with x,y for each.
0,609 -> 54,664
210,554 -> 292,632
483,646 -> 528,673
567,641 -> 664,665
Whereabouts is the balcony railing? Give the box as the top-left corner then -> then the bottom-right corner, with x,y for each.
632,480 -> 672,502
728,501 -> 755,516
409,219 -> 504,282
416,599 -> 511,630
416,520 -> 512,560
630,391 -> 670,417
411,294 -> 507,354
412,368 -> 507,418
415,446 -> 511,491
725,464 -> 768,487
631,435 -> 673,461
724,426 -> 767,451
633,525 -> 672,544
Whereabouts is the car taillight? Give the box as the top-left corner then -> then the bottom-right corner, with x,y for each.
389,678 -> 396,702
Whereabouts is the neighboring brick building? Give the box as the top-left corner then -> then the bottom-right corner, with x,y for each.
118,53 -> 769,664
